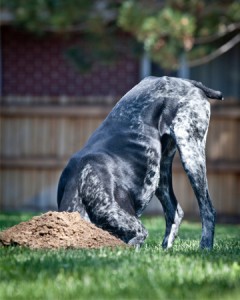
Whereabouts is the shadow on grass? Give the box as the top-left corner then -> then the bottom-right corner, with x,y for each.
0,245 -> 239,300
1,235 -> 239,281
0,214 -> 239,289
0,247 -> 137,281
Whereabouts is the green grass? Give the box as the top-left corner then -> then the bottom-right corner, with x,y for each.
0,213 -> 239,300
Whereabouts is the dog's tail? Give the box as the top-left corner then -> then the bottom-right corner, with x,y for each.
186,79 -> 224,100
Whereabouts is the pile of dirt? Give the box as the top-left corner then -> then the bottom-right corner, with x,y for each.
0,211 -> 125,249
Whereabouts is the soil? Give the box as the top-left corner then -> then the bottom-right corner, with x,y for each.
0,211 -> 126,249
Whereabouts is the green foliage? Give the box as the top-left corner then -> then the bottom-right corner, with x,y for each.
0,213 -> 240,299
118,1 -> 196,68
118,0 -> 240,69
1,0 -> 240,70
0,0 -> 124,71
1,0 -> 99,32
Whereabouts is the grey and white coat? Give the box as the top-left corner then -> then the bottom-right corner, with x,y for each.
58,76 -> 223,249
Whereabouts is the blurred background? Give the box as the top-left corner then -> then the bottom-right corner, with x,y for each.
0,0 -> 239,222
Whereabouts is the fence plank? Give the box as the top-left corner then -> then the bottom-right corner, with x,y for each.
0,100 -> 239,217
0,105 -> 111,118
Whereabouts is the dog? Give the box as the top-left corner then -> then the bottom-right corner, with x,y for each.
57,76 -> 223,249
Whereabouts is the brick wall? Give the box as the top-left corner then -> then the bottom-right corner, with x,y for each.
1,27 -> 140,97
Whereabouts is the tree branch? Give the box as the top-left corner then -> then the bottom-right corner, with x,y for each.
188,33 -> 240,68
194,23 -> 240,44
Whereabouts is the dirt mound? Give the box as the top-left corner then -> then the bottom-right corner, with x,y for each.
0,211 -> 125,249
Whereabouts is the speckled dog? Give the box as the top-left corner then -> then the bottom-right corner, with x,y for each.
58,76 -> 223,249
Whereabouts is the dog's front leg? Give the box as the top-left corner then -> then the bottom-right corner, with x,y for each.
155,135 -> 184,249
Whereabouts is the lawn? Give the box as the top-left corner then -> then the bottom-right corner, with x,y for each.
0,213 -> 239,300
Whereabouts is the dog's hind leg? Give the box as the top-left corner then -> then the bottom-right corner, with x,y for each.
79,163 -> 148,247
58,178 -> 91,222
86,200 -> 148,248
177,140 -> 215,249
155,134 -> 184,249
173,105 -> 216,249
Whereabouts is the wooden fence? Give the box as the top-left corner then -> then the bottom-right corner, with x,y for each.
0,97 -> 239,221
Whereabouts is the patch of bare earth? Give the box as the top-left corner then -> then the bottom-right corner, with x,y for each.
0,211 -> 126,249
